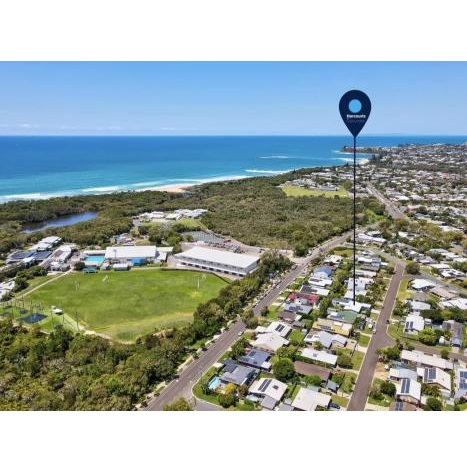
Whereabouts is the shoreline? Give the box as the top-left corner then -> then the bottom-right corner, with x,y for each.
0,157 -> 369,203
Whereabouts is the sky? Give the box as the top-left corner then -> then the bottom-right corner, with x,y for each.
0,62 -> 467,136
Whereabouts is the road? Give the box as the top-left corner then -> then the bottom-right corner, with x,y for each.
367,183 -> 408,220
348,186 -> 466,410
347,259 -> 405,411
145,231 -> 352,411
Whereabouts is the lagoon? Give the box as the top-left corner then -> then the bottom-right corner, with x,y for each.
21,211 -> 98,233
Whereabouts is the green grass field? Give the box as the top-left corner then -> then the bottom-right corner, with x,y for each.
281,185 -> 349,198
27,269 -> 228,341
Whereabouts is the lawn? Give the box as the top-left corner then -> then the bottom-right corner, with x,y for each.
351,350 -> 365,370
281,185 -> 349,198
27,269 -> 228,341
357,333 -> 371,347
397,279 -> 412,301
331,395 -> 349,408
289,329 -> 305,344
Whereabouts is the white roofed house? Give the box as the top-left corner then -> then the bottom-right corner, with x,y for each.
263,321 -> 292,338
400,349 -> 453,371
410,279 -> 436,291
174,246 -> 259,277
403,314 -> 425,334
292,387 -> 331,411
251,333 -> 289,354
249,378 -> 287,410
396,378 -> 422,406
422,367 -> 451,394
300,348 -> 338,367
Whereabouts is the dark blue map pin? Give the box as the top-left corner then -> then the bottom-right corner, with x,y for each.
339,90 -> 371,137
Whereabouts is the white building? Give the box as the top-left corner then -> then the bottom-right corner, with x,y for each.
292,387 -> 331,411
251,333 -> 289,353
404,314 -> 425,334
400,349 -> 453,371
249,378 -> 287,406
301,348 -> 337,367
174,246 -> 260,277
104,246 -> 167,263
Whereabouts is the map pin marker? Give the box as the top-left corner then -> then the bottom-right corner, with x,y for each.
339,90 -> 371,137
338,89 -> 371,307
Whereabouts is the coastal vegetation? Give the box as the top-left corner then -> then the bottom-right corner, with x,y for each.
0,168 -> 384,256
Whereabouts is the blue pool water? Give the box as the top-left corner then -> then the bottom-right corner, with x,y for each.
208,376 -> 221,391
84,255 -> 105,265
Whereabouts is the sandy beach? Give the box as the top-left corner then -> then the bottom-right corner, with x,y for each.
141,184 -> 192,193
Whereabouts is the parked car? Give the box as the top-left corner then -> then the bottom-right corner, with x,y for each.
238,331 -> 244,337
329,402 -> 341,410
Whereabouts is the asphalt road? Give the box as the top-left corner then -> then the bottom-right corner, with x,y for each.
367,183 -> 408,220
145,231 -> 352,411
347,259 -> 405,411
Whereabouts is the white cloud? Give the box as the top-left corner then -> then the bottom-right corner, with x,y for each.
18,123 -> 40,128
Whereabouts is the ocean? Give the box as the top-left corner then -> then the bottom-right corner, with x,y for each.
0,135 -> 465,203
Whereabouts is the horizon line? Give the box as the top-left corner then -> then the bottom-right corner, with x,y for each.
1,133 -> 467,138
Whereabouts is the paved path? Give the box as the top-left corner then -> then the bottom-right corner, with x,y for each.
145,231 -> 352,411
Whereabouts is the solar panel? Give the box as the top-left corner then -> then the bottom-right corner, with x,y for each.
401,378 -> 410,394
460,381 -> 467,390
276,324 -> 285,332
460,371 -> 467,378
395,401 -> 403,411
258,379 -> 271,392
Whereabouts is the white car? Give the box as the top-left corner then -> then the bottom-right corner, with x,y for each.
238,331 -> 244,337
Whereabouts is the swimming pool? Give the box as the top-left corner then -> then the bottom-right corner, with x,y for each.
208,376 -> 221,391
84,254 -> 105,266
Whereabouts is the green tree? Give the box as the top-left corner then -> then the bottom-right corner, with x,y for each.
418,328 -> 438,346
440,349 -> 449,360
337,354 -> 352,369
163,397 -> 194,411
294,244 -> 308,257
74,261 -> 86,271
406,261 -> 420,275
380,381 -> 396,397
424,397 -> 442,411
272,357 -> 295,382
218,392 -> 236,408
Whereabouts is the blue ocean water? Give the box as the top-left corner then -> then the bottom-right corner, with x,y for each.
0,135 -> 465,202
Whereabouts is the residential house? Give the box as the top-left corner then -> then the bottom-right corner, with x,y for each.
293,361 -> 331,382
422,367 -> 451,393
396,378 -> 421,406
442,320 -> 463,347
238,349 -> 272,371
388,368 -> 419,382
219,359 -> 258,386
251,333 -> 289,353
249,378 -> 287,410
400,350 -> 453,371
411,279 -> 436,291
292,387 -> 331,411
300,348 -> 337,367
306,330 -> 347,349
312,318 -> 352,337
404,314 -> 425,334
